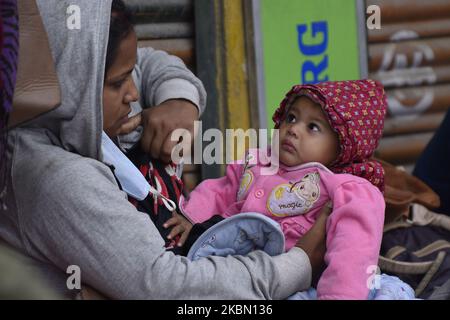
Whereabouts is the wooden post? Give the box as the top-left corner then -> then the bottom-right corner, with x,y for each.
195,0 -> 252,179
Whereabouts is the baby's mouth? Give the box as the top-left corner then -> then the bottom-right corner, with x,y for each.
281,139 -> 296,154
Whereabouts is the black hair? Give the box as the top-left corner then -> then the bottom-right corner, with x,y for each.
105,0 -> 134,78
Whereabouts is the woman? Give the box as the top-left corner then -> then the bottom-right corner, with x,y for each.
0,0 -> 327,299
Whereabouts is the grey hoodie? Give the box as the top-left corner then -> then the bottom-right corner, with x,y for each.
0,0 -> 312,299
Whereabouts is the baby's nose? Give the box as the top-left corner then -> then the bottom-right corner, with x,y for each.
287,124 -> 299,137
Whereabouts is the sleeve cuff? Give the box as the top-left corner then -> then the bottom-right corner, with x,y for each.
271,247 -> 312,299
154,79 -> 201,114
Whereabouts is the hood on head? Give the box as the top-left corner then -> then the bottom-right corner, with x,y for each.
273,79 -> 387,167
21,0 -> 113,160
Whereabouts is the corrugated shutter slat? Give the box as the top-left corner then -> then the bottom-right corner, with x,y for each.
367,0 -> 450,169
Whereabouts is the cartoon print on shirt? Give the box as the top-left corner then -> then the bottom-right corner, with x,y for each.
267,172 -> 321,217
293,172 -> 321,207
237,169 -> 254,201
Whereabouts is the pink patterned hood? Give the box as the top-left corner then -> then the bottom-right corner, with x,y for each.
272,79 -> 388,192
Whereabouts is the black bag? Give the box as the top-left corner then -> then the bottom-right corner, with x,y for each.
380,203 -> 450,299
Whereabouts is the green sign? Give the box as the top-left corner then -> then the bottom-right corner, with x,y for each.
259,0 -> 363,127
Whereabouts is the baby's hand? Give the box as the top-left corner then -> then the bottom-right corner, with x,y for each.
164,211 -> 193,247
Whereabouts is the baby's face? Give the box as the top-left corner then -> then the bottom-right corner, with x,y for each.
278,96 -> 339,167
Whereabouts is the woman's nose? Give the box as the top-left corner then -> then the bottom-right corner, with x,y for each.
125,81 -> 139,103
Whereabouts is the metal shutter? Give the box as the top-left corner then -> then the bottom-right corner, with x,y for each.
366,0 -> 450,171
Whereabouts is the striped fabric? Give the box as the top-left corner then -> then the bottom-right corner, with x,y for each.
0,0 -> 18,114
0,0 -> 19,194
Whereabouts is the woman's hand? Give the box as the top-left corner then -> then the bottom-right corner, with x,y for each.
295,203 -> 332,286
163,211 -> 193,247
117,99 -> 199,163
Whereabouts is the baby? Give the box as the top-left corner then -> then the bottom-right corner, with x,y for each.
168,79 -> 387,299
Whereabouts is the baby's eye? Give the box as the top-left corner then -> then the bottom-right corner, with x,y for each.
308,123 -> 320,132
286,113 -> 296,123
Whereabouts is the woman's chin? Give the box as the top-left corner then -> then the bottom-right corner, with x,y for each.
104,126 -> 120,139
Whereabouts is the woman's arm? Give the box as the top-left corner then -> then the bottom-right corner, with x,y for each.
21,159 -> 312,299
135,47 -> 206,114
119,47 -> 206,159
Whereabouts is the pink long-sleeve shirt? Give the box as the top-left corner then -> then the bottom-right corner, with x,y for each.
180,150 -> 385,299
